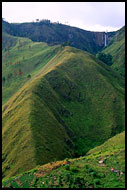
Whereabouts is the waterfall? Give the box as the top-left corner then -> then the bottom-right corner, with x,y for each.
104,33 -> 107,47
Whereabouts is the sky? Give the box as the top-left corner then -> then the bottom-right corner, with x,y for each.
2,2 -> 125,32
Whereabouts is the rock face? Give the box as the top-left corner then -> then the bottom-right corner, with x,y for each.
93,32 -> 115,47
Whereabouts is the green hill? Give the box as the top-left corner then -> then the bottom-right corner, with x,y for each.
102,26 -> 125,76
2,131 -> 125,188
2,44 -> 125,180
2,19 -> 116,54
2,32 -> 62,105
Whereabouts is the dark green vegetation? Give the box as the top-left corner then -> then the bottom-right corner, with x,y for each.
102,26 -> 125,76
97,52 -> 113,66
2,19 -> 115,54
2,131 -> 125,188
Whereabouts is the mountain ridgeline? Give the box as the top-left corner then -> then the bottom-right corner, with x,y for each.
2,19 -> 125,188
2,19 -> 115,54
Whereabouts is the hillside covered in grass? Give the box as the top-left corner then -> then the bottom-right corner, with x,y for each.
2,32 -> 62,104
2,131 -> 125,188
2,43 -> 125,181
2,19 -> 116,54
102,26 -> 125,76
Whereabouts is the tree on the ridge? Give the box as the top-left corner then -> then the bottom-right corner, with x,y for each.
27,74 -> 31,79
18,69 -> 22,76
2,76 -> 6,84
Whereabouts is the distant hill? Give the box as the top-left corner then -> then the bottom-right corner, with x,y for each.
2,32 -> 61,104
102,26 -> 125,76
2,42 -> 125,180
2,131 -> 125,188
2,19 -> 115,54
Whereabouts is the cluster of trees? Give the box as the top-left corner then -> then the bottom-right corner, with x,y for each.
97,53 -> 113,66
35,19 -> 62,25
35,19 -> 52,25
2,72 -> 31,85
2,69 -> 23,84
5,60 -> 21,66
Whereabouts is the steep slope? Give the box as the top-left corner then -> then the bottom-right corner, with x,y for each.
2,33 -> 62,104
102,26 -> 125,76
2,88 -> 36,179
2,46 -> 125,180
2,19 -> 115,54
2,131 -> 125,188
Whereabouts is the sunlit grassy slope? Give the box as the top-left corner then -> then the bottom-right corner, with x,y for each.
2,32 -> 62,104
2,131 -> 125,188
102,26 -> 125,76
2,44 -> 125,180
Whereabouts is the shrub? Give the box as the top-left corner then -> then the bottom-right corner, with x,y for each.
27,74 -> 31,79
70,166 -> 78,173
73,177 -> 85,188
91,172 -> 96,177
64,164 -> 70,170
88,168 -> 93,173
93,179 -> 100,185
98,173 -> 105,178
97,52 -> 113,66
2,76 -> 6,84
85,164 -> 89,169
65,173 -> 70,182
58,176 -> 62,186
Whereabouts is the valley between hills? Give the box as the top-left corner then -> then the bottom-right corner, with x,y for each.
2,19 -> 125,188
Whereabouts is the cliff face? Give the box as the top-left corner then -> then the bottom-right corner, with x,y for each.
93,31 -> 115,47
94,32 -> 105,46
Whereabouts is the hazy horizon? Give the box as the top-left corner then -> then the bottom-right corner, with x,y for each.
2,2 -> 125,32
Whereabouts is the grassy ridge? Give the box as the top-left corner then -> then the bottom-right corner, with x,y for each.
2,131 -> 125,188
41,47 -> 125,155
2,87 -> 36,179
2,45 -> 125,180
87,130 -> 125,157
2,33 -> 62,104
